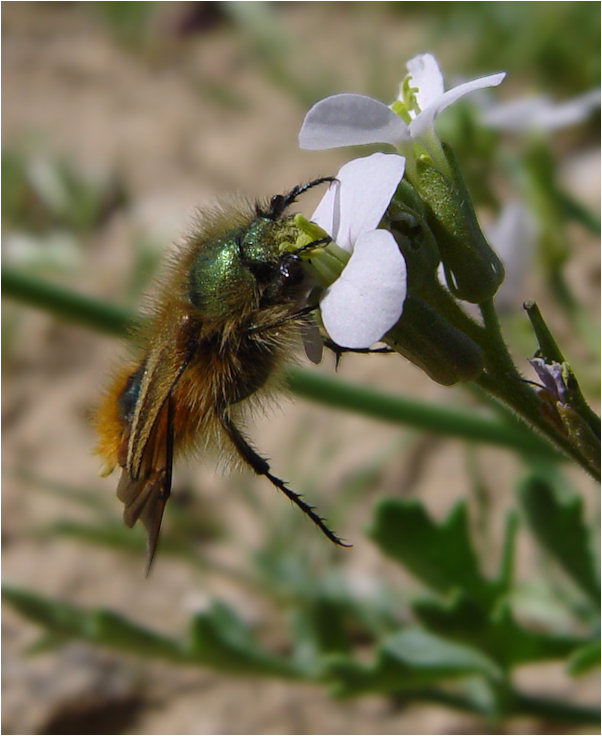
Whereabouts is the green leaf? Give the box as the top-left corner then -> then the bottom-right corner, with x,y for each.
300,598 -> 353,656
2,585 -> 185,662
187,601 -> 303,678
3,586 -> 302,677
413,593 -> 585,669
324,627 -> 501,697
517,472 -> 600,603
369,499 -> 501,607
567,640 -> 601,677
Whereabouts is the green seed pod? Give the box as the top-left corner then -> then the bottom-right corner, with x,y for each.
413,145 -> 504,304
384,295 -> 484,386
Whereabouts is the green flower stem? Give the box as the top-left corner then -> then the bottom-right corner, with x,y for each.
415,284 -> 590,470
525,300 -> 600,438
2,267 -> 140,336
523,300 -> 564,362
477,298 -> 600,481
3,269 -> 560,459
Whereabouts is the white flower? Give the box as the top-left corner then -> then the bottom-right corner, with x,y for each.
485,201 -> 537,312
480,89 -> 601,133
311,153 -> 407,349
299,53 -> 505,157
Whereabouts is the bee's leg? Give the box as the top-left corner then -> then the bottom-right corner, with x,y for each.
219,411 -> 351,548
323,338 -> 394,370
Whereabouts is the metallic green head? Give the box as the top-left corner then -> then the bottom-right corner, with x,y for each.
187,179 -> 336,325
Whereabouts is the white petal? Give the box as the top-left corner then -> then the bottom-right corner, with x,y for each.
482,89 -> 601,133
405,53 -> 444,112
409,72 -> 506,140
311,153 -> 405,251
481,96 -> 553,131
320,230 -> 406,348
534,89 -> 601,130
299,94 -> 409,150
486,201 -> 536,312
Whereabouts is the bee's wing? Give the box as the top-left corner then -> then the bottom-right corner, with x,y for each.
127,331 -> 191,480
120,331 -> 192,573
117,395 -> 175,574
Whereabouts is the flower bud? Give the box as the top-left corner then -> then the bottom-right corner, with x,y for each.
413,145 -> 504,303
384,295 -> 484,385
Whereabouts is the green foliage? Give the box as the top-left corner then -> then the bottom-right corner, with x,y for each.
93,2 -> 155,47
517,470 -> 600,604
5,479 -> 599,725
367,497 -> 594,674
567,640 -> 601,677
369,500 -> 503,606
413,595 -> 583,669
324,627 -> 502,697
406,2 -> 601,94
2,586 -> 302,678
2,150 -> 127,235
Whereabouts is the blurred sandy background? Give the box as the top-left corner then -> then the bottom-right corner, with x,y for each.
2,3 -> 599,734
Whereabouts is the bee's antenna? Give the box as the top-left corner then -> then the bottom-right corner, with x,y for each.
258,176 -> 337,220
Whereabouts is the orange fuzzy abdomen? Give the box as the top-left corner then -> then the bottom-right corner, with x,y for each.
94,358 -> 222,477
93,362 -> 138,476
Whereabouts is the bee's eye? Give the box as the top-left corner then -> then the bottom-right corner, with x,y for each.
247,260 -> 278,283
278,254 -> 303,284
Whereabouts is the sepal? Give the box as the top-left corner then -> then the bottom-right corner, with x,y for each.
414,146 -> 504,303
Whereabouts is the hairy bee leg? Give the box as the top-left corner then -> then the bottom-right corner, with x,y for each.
219,412 -> 351,548
323,338 -> 394,369
246,304 -> 318,335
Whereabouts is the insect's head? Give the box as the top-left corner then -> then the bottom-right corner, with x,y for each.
188,179 -> 334,324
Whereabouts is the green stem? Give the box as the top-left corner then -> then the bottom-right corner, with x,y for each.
477,299 -> 600,481
411,686 -> 599,726
510,690 -> 600,725
287,367 -> 559,459
523,300 -> 564,362
525,300 -> 601,439
2,267 -> 140,336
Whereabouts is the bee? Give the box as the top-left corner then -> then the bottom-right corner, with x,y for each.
94,178 -> 350,573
